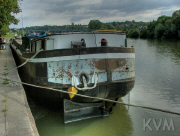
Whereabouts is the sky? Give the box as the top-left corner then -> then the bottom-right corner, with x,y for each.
10,0 -> 180,28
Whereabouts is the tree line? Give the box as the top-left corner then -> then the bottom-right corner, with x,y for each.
139,10 -> 180,39
17,9 -> 180,40
13,20 -> 148,34
1,1 -> 179,40
88,9 -> 180,39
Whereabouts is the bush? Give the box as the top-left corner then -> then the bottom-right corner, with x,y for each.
129,29 -> 140,38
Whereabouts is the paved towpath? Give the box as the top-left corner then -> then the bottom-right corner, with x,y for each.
0,43 -> 39,136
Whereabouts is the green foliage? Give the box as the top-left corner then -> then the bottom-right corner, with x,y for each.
3,33 -> 15,38
173,16 -> 180,30
170,24 -> 177,38
2,80 -> 9,85
140,29 -> 148,38
17,20 -> 148,35
88,20 -> 103,29
127,29 -> 140,38
154,23 -> 164,39
140,9 -> 180,39
172,10 -> 180,20
178,31 -> 180,38
4,113 -> 7,117
3,107 -> 8,112
106,24 -> 115,29
3,72 -> 8,76
10,9 -> 180,40
20,24 -> 89,32
0,0 -> 21,35
157,15 -> 171,25
3,98 -> 7,102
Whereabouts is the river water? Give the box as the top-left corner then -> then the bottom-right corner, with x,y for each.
29,39 -> 180,136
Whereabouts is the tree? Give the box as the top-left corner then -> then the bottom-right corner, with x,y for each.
146,20 -> 157,38
170,24 -> 177,38
88,20 -> 103,29
154,23 -> 164,39
157,15 -> 170,25
132,20 -> 135,23
0,0 -> 21,35
127,29 -> 140,38
163,24 -> 171,39
106,23 -> 115,29
172,10 -> 180,20
173,16 -> 180,30
112,21 -> 118,27
140,29 -> 148,38
178,31 -> 180,39
165,19 -> 172,27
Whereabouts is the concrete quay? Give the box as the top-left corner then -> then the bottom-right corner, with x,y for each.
0,43 -> 39,136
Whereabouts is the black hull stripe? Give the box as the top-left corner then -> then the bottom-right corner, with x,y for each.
22,47 -> 135,58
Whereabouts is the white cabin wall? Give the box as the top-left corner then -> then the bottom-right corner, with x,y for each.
95,34 -> 126,47
47,34 -> 126,49
32,43 -> 35,52
36,41 -> 42,51
46,39 -> 54,50
51,34 -> 96,49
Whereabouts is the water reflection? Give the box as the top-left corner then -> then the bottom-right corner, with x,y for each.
147,39 -> 180,64
126,39 -> 180,136
30,99 -> 133,136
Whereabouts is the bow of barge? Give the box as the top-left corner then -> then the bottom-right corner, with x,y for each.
10,32 -> 135,108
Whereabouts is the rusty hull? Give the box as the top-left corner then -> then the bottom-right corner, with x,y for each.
11,40 -> 135,107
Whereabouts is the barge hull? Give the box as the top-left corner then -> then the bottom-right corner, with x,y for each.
11,41 -> 135,107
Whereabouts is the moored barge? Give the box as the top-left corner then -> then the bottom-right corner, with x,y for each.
11,31 -> 135,115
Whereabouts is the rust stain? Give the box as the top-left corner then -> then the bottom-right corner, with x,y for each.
68,62 -> 72,69
75,71 -> 79,74
94,59 -> 126,70
107,59 -> 126,70
59,73 -> 63,78
94,59 -> 106,70
118,59 -> 126,67
67,72 -> 72,77
68,65 -> 71,69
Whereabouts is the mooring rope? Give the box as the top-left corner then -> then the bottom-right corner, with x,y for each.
0,76 -> 180,116
0,48 -> 42,75
1,41 -> 180,116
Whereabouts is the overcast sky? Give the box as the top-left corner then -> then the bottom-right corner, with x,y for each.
10,0 -> 180,28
